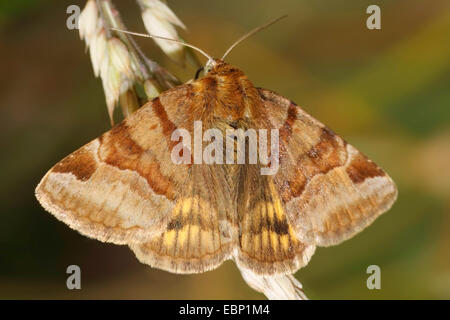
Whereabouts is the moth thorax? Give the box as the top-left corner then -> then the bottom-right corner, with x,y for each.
210,77 -> 257,121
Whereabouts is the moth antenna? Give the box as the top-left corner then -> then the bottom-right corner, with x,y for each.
221,15 -> 288,60
110,28 -> 214,64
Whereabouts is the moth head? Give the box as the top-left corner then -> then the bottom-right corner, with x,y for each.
203,59 -> 242,77
204,58 -> 227,74
204,58 -> 219,74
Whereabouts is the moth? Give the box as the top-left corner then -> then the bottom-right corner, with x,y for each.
35,21 -> 397,276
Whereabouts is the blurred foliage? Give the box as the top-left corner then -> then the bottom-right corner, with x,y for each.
0,0 -> 449,299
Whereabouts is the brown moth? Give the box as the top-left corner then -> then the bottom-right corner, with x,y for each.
35,56 -> 397,275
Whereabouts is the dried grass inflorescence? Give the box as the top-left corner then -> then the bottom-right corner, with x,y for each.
78,0 -> 185,124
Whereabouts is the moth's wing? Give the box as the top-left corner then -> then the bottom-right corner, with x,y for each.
36,84 -> 220,250
130,163 -> 237,274
235,164 -> 316,275
258,88 -> 397,247
35,88 -> 192,244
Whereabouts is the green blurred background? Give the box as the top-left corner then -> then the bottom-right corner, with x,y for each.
1,0 -> 449,299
